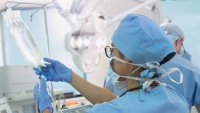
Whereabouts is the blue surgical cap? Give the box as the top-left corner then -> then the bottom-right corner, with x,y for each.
112,14 -> 175,64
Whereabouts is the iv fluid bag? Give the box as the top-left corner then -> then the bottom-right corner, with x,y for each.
4,8 -> 44,67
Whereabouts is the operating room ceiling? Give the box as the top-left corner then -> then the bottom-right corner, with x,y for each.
0,0 -> 52,10
1,0 -> 161,14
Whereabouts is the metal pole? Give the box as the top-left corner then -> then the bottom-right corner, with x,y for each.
43,6 -> 55,101
108,0 -> 157,25
0,12 -> 6,66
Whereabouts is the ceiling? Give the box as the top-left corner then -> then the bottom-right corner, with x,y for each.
0,0 -> 162,23
0,0 -> 53,10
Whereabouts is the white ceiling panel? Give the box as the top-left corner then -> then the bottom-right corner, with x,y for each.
1,0 -> 53,10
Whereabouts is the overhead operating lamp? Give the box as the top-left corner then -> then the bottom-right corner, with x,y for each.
65,10 -> 108,73
54,0 -> 158,74
53,0 -> 101,31
53,0 -> 107,73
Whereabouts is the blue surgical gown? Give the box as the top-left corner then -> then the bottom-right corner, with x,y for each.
85,85 -> 189,113
104,55 -> 200,110
161,55 -> 200,109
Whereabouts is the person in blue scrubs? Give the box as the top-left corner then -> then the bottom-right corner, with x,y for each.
161,55 -> 200,111
104,23 -> 200,112
161,23 -> 200,112
33,14 -> 189,113
161,23 -> 191,61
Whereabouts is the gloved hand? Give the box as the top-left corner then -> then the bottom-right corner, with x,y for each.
34,78 -> 53,113
33,58 -> 72,83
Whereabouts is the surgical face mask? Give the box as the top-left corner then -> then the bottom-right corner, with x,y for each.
106,56 -> 142,93
109,56 -> 147,81
106,65 -> 127,96
107,56 -> 184,90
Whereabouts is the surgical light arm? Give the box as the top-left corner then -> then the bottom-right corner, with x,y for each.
107,0 -> 158,25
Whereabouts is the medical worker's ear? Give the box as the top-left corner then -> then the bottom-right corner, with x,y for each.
174,37 -> 184,54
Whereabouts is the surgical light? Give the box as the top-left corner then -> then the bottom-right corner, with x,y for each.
65,11 -> 108,73
53,0 -> 102,31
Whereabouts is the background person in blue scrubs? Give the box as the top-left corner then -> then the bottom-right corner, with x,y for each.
161,23 -> 191,61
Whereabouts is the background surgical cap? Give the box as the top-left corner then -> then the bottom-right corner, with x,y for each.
112,14 -> 175,64
161,23 -> 184,44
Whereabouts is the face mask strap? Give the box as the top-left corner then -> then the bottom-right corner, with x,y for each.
110,57 -> 160,83
111,56 -> 142,67
144,61 -> 160,70
131,66 -> 143,74
142,79 -> 156,90
164,67 -> 183,84
110,56 -> 183,90
120,75 -> 150,81
121,67 -> 183,90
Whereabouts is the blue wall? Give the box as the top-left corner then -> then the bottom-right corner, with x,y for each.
161,0 -> 200,68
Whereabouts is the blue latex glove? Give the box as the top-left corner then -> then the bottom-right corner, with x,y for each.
34,78 -> 53,113
33,58 -> 72,83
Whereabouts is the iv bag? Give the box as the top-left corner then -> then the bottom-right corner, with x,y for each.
4,8 -> 44,67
